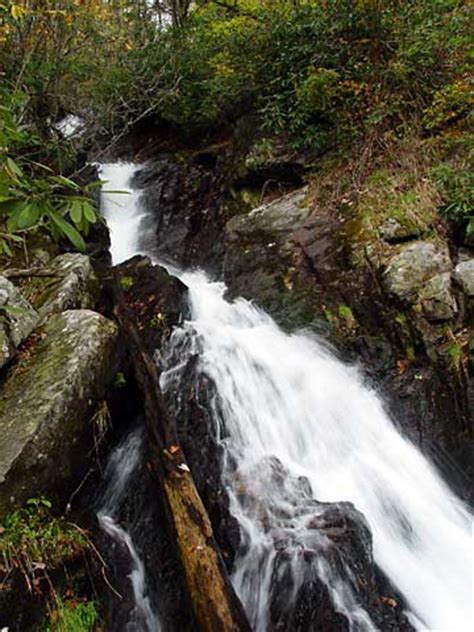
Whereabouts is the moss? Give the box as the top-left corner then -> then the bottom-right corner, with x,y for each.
16,275 -> 60,309
0,310 -> 118,518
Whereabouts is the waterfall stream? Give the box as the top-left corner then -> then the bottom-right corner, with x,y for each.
98,430 -> 160,632
100,162 -> 473,632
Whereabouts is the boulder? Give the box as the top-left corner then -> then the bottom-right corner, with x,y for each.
0,309 -> 118,517
454,258 -> 474,297
0,276 -> 39,369
36,253 -> 98,319
227,188 -> 310,239
383,241 -> 452,302
420,272 -> 458,321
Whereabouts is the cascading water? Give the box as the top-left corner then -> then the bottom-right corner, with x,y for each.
100,163 -> 473,632
163,273 -> 473,632
99,163 -> 146,265
98,430 -> 160,632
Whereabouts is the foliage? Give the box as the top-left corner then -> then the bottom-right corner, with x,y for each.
1,498 -> 100,630
0,1 -> 471,260
45,598 -> 99,632
1,1 -> 471,153
0,89 -> 100,258
106,0 -> 471,152
431,136 -> 474,234
0,497 -> 89,570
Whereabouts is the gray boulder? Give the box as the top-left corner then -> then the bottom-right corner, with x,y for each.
454,258 -> 474,297
420,272 -> 458,321
37,253 -> 98,319
0,276 -> 39,369
227,188 -> 310,239
383,241 -> 452,302
0,309 -> 118,517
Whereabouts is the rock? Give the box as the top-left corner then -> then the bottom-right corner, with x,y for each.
133,157 -> 224,271
0,309 -> 118,517
242,137 -> 306,188
227,188 -> 310,239
37,253 -> 98,319
378,217 -> 421,243
113,255 -> 188,352
454,258 -> 474,297
0,276 -> 39,369
383,241 -> 452,302
420,272 -> 458,321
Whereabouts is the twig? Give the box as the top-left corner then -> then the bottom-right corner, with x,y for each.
67,522 -> 122,600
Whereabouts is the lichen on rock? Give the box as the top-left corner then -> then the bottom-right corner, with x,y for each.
36,253 -> 98,319
0,309 -> 118,518
0,275 -> 39,370
382,241 -> 453,303
454,258 -> 474,297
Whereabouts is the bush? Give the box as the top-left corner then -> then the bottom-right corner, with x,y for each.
111,0 -> 471,151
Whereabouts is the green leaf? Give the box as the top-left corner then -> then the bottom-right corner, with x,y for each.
68,200 -> 83,225
17,202 -> 40,229
8,233 -> 23,243
83,201 -> 97,223
6,200 -> 29,232
4,157 -> 23,180
85,180 -> 105,190
53,175 -> 80,190
49,212 -> 86,251
0,239 -> 12,257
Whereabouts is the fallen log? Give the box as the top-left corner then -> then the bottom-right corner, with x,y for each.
107,271 -> 250,632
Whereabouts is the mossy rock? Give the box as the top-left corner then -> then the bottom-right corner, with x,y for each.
0,309 -> 118,518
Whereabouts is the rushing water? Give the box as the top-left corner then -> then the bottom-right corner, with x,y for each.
98,431 -> 160,632
100,162 -> 473,632
99,163 -> 146,265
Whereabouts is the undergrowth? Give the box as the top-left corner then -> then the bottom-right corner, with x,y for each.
0,498 -> 101,631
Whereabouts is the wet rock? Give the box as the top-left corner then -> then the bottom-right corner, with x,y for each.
0,309 -> 118,517
0,276 -> 39,369
420,272 -> 457,321
163,354 -> 241,570
133,157 -> 224,271
227,188 -> 310,239
454,258 -> 474,297
383,241 -> 452,302
235,458 -> 415,632
112,255 -> 187,352
37,253 -> 98,319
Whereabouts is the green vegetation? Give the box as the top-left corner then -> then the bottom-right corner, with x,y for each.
44,598 -> 99,632
0,1 -> 471,257
0,498 -> 100,630
0,497 -> 90,578
119,275 -> 134,290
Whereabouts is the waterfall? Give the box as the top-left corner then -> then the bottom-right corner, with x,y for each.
99,163 -> 146,265
98,431 -> 161,632
165,272 -> 473,631
100,162 -> 473,632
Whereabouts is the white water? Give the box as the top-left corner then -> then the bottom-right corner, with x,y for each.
98,431 -> 160,632
99,163 -> 147,265
100,163 -> 473,632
